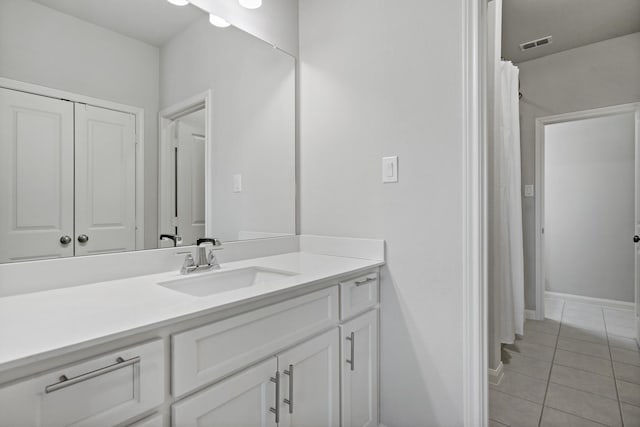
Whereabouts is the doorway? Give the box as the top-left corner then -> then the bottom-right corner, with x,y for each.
158,90 -> 212,248
536,104 -> 640,337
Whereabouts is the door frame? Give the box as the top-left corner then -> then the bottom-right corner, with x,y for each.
535,102 -> 640,321
462,0 -> 488,425
0,77 -> 146,250
158,90 -> 212,246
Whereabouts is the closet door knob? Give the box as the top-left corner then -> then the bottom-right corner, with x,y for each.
77,234 -> 89,243
59,235 -> 72,245
634,235 -> 640,243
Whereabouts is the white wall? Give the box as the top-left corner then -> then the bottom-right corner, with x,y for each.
161,17 -> 296,242
299,0 -> 464,425
545,113 -> 635,302
190,0 -> 298,56
0,0 -> 160,249
519,32 -> 640,309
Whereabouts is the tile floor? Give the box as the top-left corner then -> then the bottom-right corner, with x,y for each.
490,298 -> 640,427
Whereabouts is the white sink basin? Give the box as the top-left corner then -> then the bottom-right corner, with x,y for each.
157,267 -> 298,297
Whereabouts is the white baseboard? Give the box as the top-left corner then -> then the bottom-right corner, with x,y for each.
545,291 -> 634,311
525,309 -> 537,320
488,362 -> 504,386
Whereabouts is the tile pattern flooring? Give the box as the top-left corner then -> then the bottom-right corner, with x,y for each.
490,299 -> 640,427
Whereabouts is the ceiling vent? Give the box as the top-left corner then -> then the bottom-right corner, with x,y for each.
519,36 -> 553,51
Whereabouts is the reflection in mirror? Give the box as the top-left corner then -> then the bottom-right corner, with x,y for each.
0,0 -> 295,263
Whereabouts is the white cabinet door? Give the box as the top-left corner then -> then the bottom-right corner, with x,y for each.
340,310 -> 378,427
277,329 -> 340,427
171,357 -> 278,427
0,87 -> 74,262
177,122 -> 205,246
74,104 -> 136,255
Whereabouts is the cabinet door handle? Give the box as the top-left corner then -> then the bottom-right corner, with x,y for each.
355,277 -> 375,286
269,371 -> 280,423
346,332 -> 355,371
283,364 -> 294,414
45,356 -> 140,394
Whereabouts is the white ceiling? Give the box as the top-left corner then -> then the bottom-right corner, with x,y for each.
502,0 -> 640,63
32,0 -> 205,47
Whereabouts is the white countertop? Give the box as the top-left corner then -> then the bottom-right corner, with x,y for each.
0,252 -> 383,373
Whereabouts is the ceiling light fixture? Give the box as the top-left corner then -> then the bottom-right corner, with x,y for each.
167,0 -> 189,5
209,14 -> 231,28
238,0 -> 262,9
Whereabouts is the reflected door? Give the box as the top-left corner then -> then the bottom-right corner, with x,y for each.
0,88 -> 74,262
177,122 -> 206,246
74,104 -> 136,256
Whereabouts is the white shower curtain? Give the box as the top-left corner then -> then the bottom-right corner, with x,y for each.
494,61 -> 525,344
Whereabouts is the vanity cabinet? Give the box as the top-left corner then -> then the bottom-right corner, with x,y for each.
0,268 -> 380,427
172,329 -> 340,427
340,310 -> 379,427
0,340 -> 164,427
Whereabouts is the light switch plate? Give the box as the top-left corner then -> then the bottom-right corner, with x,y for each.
524,184 -> 534,198
233,174 -> 242,193
382,156 -> 398,183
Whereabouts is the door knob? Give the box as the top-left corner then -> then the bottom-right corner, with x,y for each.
634,235 -> 640,243
59,235 -> 72,245
77,234 -> 89,243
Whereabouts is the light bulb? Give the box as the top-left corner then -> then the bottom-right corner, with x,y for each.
239,0 -> 262,9
209,14 -> 231,28
167,0 -> 189,5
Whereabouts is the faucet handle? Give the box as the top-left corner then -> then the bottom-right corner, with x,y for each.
180,253 -> 196,275
196,238 -> 222,247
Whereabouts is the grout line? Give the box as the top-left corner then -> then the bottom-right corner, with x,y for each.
553,346 -> 612,362
538,301 -> 565,427
499,365 -> 549,383
550,360 -> 613,379
603,306 -> 626,426
547,378 -> 619,402
542,406 -> 610,427
490,388 -> 544,407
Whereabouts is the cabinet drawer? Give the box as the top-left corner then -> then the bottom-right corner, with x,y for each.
172,286 -> 339,397
0,340 -> 164,427
340,272 -> 379,320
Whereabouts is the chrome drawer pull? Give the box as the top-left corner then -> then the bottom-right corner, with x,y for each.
269,371 -> 280,423
284,364 -> 294,414
346,332 -> 355,371
354,277 -> 376,286
45,356 -> 140,394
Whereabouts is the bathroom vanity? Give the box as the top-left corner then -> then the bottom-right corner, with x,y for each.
0,1 -> 382,425
0,240 -> 383,427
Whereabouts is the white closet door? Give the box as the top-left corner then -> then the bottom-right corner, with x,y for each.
0,87 -> 74,262
177,123 -> 206,246
74,104 -> 136,256
278,329 -> 340,427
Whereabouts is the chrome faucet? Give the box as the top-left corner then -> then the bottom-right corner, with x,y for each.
180,238 -> 223,275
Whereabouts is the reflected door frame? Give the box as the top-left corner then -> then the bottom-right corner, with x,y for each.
158,90 -> 212,248
0,76 -> 146,252
535,102 -> 640,325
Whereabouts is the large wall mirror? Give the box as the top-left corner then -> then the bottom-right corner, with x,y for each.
0,0 -> 295,263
